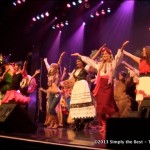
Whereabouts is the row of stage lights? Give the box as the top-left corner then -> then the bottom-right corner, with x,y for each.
32,12 -> 50,22
52,21 -> 69,30
12,0 -> 26,6
13,0 -> 110,30
90,8 -> 111,18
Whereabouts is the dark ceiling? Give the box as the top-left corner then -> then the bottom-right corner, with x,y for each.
0,0 -> 124,60
0,0 -> 149,63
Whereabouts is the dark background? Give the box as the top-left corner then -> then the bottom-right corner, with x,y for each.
0,0 -> 150,79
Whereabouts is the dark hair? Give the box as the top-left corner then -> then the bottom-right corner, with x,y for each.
119,71 -> 127,78
76,57 -> 86,67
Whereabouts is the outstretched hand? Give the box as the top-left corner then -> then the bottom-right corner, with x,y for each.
99,43 -> 106,50
121,40 -> 129,52
60,51 -> 66,57
71,53 -> 80,57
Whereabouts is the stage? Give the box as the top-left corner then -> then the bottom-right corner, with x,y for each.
0,123 -> 107,150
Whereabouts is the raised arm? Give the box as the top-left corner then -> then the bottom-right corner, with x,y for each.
123,50 -> 140,64
43,58 -> 50,72
91,43 -> 106,60
61,67 -> 67,81
114,40 -> 130,68
121,61 -> 139,76
57,51 -> 66,66
71,53 -> 99,70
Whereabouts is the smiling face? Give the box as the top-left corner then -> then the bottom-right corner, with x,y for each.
76,59 -> 84,69
101,50 -> 111,62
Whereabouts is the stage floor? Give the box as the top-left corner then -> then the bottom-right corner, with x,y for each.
0,123 -> 107,150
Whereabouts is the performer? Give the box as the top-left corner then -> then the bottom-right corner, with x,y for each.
71,41 -> 128,133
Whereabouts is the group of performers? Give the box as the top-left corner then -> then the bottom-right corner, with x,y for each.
0,41 -> 150,134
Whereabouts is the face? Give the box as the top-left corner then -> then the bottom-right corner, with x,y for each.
118,73 -> 124,80
49,66 -> 55,73
141,48 -> 147,57
101,51 -> 111,62
76,60 -> 84,68
14,64 -> 20,71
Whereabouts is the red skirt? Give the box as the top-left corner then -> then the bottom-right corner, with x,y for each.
95,77 -> 118,116
1,90 -> 30,104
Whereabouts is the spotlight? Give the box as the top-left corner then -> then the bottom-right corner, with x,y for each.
95,11 -> 100,16
65,21 -> 69,25
67,3 -> 71,8
13,2 -> 17,6
36,16 -> 40,20
52,25 -> 55,29
78,0 -> 82,4
32,17 -> 36,21
41,14 -> 44,18
60,22 -> 64,27
17,0 -> 21,4
101,9 -> 105,15
72,2 -> 76,6
90,13 -> 94,18
83,22 -> 86,25
56,24 -> 60,28
101,1 -> 104,4
107,8 -> 111,13
45,12 -> 49,17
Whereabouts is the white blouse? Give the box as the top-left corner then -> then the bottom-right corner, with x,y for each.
81,49 -> 124,84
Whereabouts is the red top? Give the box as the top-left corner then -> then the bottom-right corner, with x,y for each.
139,59 -> 150,74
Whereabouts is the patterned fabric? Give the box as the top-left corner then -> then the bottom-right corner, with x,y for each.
70,80 -> 96,119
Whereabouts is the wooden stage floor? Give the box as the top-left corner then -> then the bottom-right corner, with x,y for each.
0,123 -> 107,150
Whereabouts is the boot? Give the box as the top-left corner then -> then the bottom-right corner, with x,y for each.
99,120 -> 106,133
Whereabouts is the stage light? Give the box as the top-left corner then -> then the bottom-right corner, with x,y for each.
72,2 -> 76,6
90,13 -> 94,18
101,9 -> 105,15
95,11 -> 100,16
13,0 -> 26,6
41,14 -> 44,18
17,0 -> 21,4
36,16 -> 40,20
13,2 -> 17,6
60,22 -> 64,27
32,17 -> 36,21
83,22 -> 86,25
55,17 -> 58,20
65,21 -> 69,25
67,3 -> 71,8
101,1 -> 104,4
52,25 -> 55,29
107,8 -> 111,13
78,0 -> 82,4
45,12 -> 49,17
56,24 -> 60,28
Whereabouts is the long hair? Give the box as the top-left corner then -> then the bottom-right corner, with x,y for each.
141,46 -> 150,65
99,47 -> 114,62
